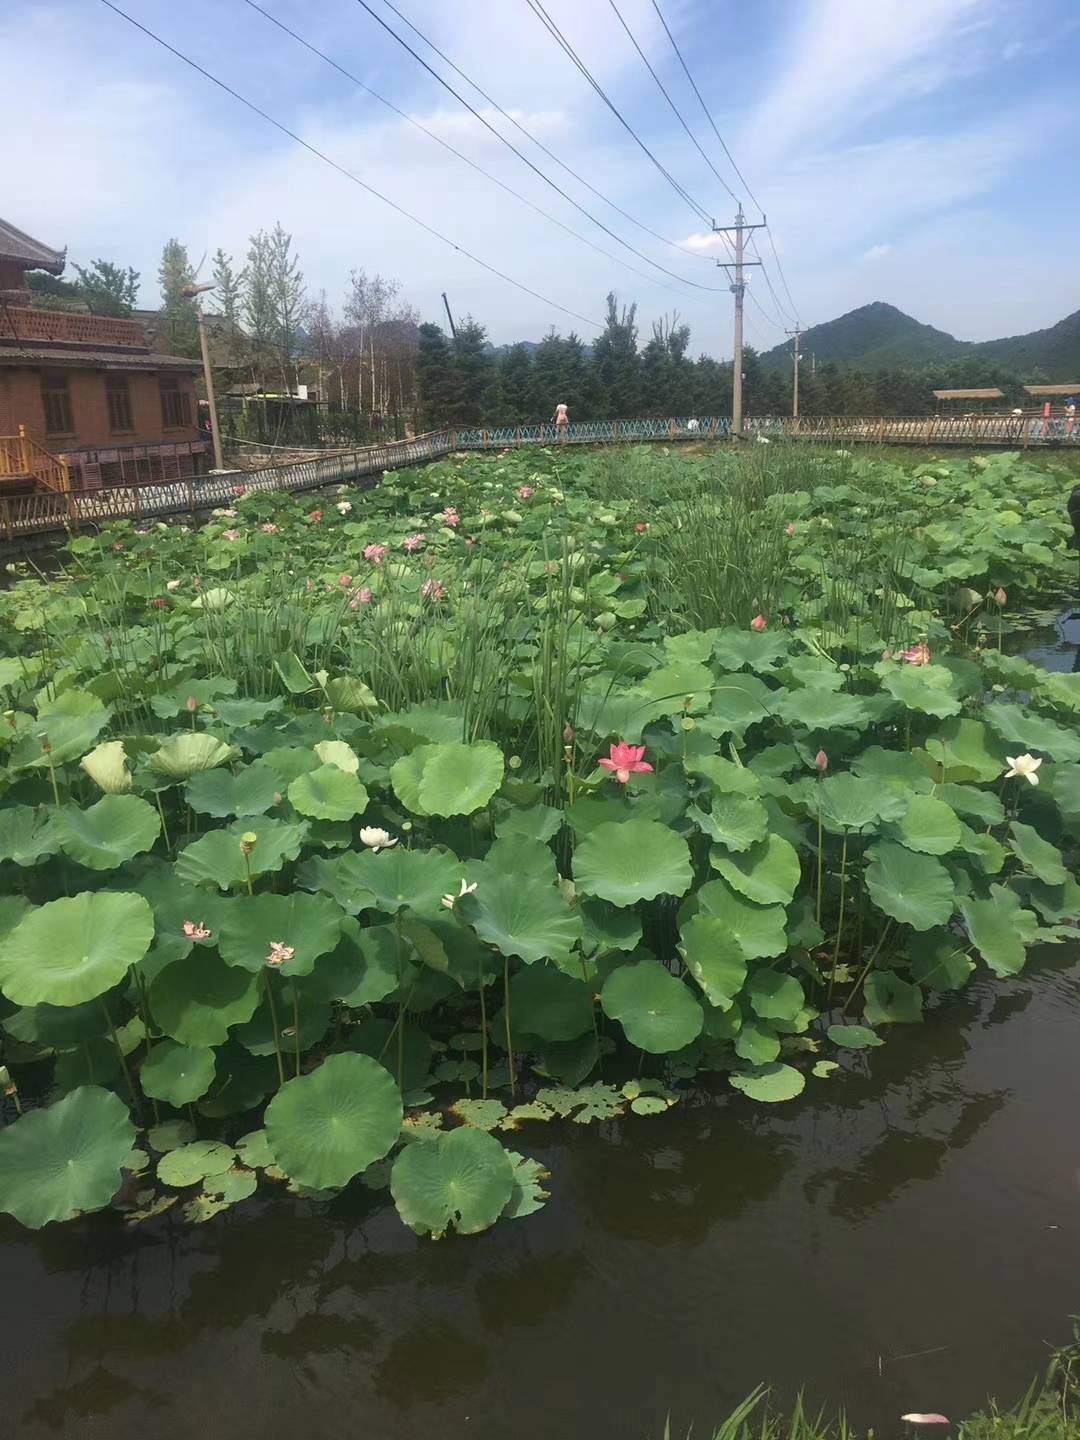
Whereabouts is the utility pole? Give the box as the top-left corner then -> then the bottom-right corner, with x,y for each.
441,292 -> 457,339
714,206 -> 764,436
786,324 -> 802,419
182,281 -> 224,472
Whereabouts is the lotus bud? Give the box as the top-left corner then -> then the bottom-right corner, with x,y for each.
40,736 -> 52,755
273,792 -> 283,806
0,1065 -> 13,1092
185,695 -> 198,713
815,750 -> 828,772
994,586 -> 1007,606
3,710 -> 15,728
563,724 -> 574,744
240,831 -> 258,857
508,755 -> 522,770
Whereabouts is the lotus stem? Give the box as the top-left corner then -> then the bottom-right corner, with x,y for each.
264,974 -> 286,1087
155,791 -> 172,854
826,831 -> 850,1009
503,955 -> 516,1101
815,780 -> 824,927
101,998 -> 140,1120
291,988 -> 302,1078
477,954 -> 489,1100
842,921 -> 895,1017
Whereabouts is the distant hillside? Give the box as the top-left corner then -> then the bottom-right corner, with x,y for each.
759,301 -> 1080,379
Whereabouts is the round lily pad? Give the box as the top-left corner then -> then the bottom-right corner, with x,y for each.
678,915 -> 747,1008
390,1125 -> 515,1237
691,793 -> 770,852
695,878 -> 788,959
893,795 -> 962,855
185,761 -> 281,819
573,820 -> 693,907
218,891 -> 344,975
711,834 -> 800,906
0,891 -> 154,1007
729,1062 -> 805,1103
506,964 -> 594,1042
417,741 -> 505,817
0,1086 -> 137,1228
826,1023 -> 883,1050
746,969 -> 805,1023
174,818 -> 308,891
340,846 -> 462,918
864,842 -> 954,931
288,765 -> 369,821
149,949 -> 260,1047
140,1041 -> 217,1107
265,1051 -> 403,1190
56,794 -> 160,871
601,957 -> 703,1053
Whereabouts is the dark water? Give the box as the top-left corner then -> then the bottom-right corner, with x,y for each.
3,954 -> 1080,1440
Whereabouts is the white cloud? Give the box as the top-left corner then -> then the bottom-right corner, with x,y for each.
862,244 -> 893,261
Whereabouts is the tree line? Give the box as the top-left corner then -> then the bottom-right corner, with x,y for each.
28,242 -> 1053,430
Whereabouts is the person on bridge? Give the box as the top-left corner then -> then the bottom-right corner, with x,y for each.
1065,397 -> 1076,437
553,401 -> 569,441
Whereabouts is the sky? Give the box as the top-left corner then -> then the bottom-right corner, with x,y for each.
4,0 -> 1079,359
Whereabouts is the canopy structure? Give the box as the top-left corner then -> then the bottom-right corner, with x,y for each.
0,218 -> 66,276
1023,384 -> 1080,397
931,388 -> 1005,400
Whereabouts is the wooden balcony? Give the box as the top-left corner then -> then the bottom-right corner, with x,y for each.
0,428 -> 71,494
0,306 -> 147,350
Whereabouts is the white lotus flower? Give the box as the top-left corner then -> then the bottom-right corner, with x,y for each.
359,826 -> 396,852
165,579 -> 182,592
441,878 -> 478,910
1005,753 -> 1042,786
336,500 -> 353,514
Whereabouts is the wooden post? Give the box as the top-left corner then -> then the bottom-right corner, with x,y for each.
2,497 -> 11,542
187,476 -> 196,518
18,424 -> 31,478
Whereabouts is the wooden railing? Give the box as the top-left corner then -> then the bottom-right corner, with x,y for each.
1,413 -> 1077,544
0,428 -> 70,495
0,306 -> 147,348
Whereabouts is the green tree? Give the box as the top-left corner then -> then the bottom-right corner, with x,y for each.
498,343 -> 534,424
157,238 -> 198,356
449,317 -> 493,426
267,222 -> 305,389
416,322 -> 455,427
71,259 -> 139,317
590,292 -> 640,418
242,230 -> 277,378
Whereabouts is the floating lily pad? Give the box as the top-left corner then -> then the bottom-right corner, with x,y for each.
157,1140 -> 237,1188
502,1151 -> 551,1218
0,891 -> 154,1007
451,1099 -> 508,1131
0,1086 -> 136,1228
729,1062 -> 805,1103
390,1125 -> 515,1237
601,957 -> 703,1053
147,1118 -> 196,1152
56,795 -> 160,871
573,820 -> 692,907
235,1128 -> 275,1168
826,1024 -> 883,1050
265,1052 -> 403,1190
735,1019 -> 781,1064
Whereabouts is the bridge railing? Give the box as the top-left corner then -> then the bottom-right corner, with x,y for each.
1,413 -> 1076,542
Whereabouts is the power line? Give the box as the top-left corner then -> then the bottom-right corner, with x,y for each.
606,0 -> 739,207
523,0 -> 716,228
649,0 -> 802,324
353,0 -> 728,293
98,0 -> 602,330
243,0 -> 698,301
377,0 -> 731,266
748,236 -> 796,327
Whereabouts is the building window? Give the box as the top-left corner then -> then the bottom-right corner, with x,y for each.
41,374 -> 73,435
106,375 -> 134,433
160,376 -> 192,428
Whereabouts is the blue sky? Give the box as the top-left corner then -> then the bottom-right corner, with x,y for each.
5,0 -> 1078,357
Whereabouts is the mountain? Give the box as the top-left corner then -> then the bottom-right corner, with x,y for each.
758,301 -> 1080,378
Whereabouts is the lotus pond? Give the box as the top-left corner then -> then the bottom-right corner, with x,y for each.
1,441 -> 1079,1431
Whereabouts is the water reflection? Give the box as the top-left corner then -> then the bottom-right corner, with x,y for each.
5,958 -> 1080,1440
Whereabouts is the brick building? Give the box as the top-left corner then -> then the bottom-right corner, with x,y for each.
0,218 -> 208,491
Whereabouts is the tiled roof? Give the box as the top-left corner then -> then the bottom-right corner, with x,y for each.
0,344 -> 200,372
0,219 -> 66,275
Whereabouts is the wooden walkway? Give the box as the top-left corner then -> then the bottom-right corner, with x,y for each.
2,414 -> 1076,544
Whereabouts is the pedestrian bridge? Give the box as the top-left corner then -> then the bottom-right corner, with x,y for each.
1,412 -> 1076,544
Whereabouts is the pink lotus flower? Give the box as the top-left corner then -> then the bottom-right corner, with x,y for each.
223,529 -> 240,542
185,695 -> 199,713
598,741 -> 654,785
265,940 -> 295,968
750,614 -> 768,631
421,578 -> 448,602
349,586 -> 373,608
441,507 -> 460,527
900,1416 -> 949,1427
183,920 -> 212,940
307,509 -> 323,523
518,486 -> 534,499
261,522 -> 279,535
785,522 -> 797,536
403,532 -> 427,552
902,643 -> 931,666
152,596 -> 167,608
815,750 -> 828,772
339,573 -> 353,587
465,536 -> 477,547
111,541 -> 125,553
364,543 -> 387,564
634,522 -> 648,534
232,484 -> 247,496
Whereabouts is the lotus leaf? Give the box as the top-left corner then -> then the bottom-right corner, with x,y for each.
678,915 -> 747,1008
80,739 -> 132,793
338,846 -> 462,917
601,957 -> 703,1053
147,1118 -> 196,1152
908,929 -> 975,992
690,793 -> 769,851
826,1024 -> 883,1049
451,1098 -> 509,1131
892,794 -> 962,856
56,794 -> 160,870
266,1052 -> 403,1190
149,949 -> 260,1046
140,1041 -> 217,1106
0,805 -> 61,867
711,834 -> 800,906
218,891 -> 343,975
746,969 -> 805,1023
391,1125 -> 515,1237
961,886 -> 1040,977
506,964 -> 594,1041
0,892 -> 154,1007
1008,822 -> 1068,886
157,1140 -> 237,1188
185,761 -> 281,818
573,819 -> 692,907
502,1151 -> 551,1218
174,818 -> 308,890
288,764 -> 369,821
881,663 -> 962,718
152,732 -> 238,780
734,1019 -> 781,1063
863,971 -> 924,1025
729,1063 -> 805,1103
864,842 -> 954,931
314,740 -> 360,773
772,689 -> 870,731
0,1086 -> 136,1228
460,872 -> 582,964
695,878 -> 788,958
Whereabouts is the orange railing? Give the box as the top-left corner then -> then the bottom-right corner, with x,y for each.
0,428 -> 71,495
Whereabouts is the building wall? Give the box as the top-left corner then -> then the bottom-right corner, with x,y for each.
0,366 -> 201,452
